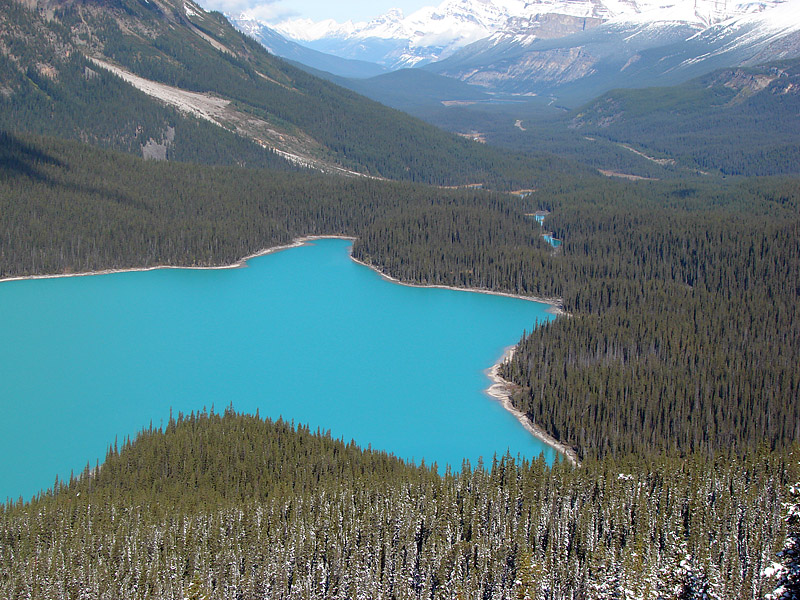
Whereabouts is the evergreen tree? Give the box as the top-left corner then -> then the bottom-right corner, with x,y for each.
675,555 -> 722,600
768,481 -> 800,600
515,548 -> 545,600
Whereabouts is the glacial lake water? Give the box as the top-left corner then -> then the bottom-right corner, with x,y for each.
543,234 -> 562,248
0,238 -> 557,502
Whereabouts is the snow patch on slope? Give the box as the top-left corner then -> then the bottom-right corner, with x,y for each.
678,0 -> 800,67
266,0 -> 793,68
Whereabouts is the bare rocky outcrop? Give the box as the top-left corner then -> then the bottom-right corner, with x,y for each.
457,47 -> 598,88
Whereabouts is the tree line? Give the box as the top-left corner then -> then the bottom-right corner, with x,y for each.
0,0 -> 579,189
0,409 -> 795,599
2,130 -> 798,461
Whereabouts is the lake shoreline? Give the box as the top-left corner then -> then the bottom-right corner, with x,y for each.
485,346 -> 580,467
346,249 -> 576,466
1,235 -> 572,463
0,235 -> 356,284
348,254 -> 566,317
0,235 -> 566,317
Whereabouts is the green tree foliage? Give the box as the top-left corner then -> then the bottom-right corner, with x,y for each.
0,0 -> 579,189
0,410 -> 795,599
568,60 -> 800,178
2,131 -> 798,461
0,0 -> 292,169
432,60 -> 800,180
0,130 -> 527,277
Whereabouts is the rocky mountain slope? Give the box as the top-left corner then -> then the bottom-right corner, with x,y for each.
0,0 -> 299,168
428,0 -> 800,103
0,0 -> 567,187
251,0 -> 800,105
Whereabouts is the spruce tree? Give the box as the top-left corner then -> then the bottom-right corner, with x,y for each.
768,481 -> 800,600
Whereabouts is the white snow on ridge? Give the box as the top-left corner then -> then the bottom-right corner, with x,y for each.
263,0 -> 796,68
184,2 -> 199,18
275,0 -> 509,47
271,17 -> 357,42
274,0 -> 792,43
678,0 -> 800,66
603,0 -> 790,27
736,0 -> 800,34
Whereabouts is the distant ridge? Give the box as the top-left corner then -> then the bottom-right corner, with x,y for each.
254,0 -> 800,103
231,14 -> 388,79
0,0 -> 571,188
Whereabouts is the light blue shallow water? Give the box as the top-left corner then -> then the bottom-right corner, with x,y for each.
543,234 -> 562,248
0,238 -> 557,502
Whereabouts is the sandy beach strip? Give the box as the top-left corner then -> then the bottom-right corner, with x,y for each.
348,254 -> 566,317
485,346 -> 580,467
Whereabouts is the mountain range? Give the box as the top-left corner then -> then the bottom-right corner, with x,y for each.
2,0 -> 799,595
0,0 -> 568,188
268,0 -> 790,68
233,0 -> 800,105
428,0 -> 800,102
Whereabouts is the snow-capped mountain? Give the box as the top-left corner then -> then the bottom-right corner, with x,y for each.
273,0 -> 525,67
265,0 -> 790,68
230,0 -> 800,106
684,0 -> 800,65
232,14 -> 388,78
425,0 -> 800,102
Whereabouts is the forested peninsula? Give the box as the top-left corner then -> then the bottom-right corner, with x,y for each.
1,131 -> 799,598
1,409 -> 796,599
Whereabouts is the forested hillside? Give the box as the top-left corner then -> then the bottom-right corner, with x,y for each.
2,0 -> 799,590
1,409 -> 796,599
568,59 -> 800,177
355,176 -> 800,458
0,131 -> 553,277
0,0 -> 297,169
0,0 -> 574,188
2,131 -> 798,463
411,58 -> 800,182
453,59 -> 800,180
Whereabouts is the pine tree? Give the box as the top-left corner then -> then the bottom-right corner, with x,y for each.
675,555 -> 721,600
767,481 -> 800,600
587,557 -> 624,600
514,548 -> 545,600
184,575 -> 211,600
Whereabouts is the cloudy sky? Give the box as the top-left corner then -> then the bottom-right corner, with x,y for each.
196,0 -> 431,23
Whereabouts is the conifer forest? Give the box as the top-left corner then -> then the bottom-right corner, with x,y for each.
1,129 -> 798,599
1,0 -> 799,596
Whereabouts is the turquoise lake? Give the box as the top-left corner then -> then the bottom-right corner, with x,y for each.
0,238 -> 557,502
543,234 -> 562,248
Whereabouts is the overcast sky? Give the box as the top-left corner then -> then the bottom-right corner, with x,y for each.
196,0 -> 431,23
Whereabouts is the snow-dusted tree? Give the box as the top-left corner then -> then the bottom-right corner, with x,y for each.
655,534 -> 721,600
655,524 -> 688,600
184,576 -> 211,600
674,554 -> 722,600
586,557 -> 624,600
766,482 -> 800,600
514,548 -> 545,600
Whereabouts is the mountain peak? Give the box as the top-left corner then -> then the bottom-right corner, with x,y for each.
270,0 -> 792,68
